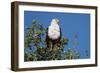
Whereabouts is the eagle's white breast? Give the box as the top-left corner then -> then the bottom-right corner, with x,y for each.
48,22 -> 60,40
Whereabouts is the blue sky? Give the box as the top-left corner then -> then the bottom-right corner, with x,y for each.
24,11 -> 90,59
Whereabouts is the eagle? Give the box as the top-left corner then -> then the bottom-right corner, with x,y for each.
46,19 -> 62,50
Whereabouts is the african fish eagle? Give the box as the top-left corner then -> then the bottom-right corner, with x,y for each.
46,18 -> 62,49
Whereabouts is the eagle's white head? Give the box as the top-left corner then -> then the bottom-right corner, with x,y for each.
48,19 -> 60,40
51,19 -> 59,25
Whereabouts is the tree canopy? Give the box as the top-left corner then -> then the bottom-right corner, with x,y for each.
24,20 -> 80,61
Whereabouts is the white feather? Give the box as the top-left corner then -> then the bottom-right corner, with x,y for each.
48,19 -> 60,40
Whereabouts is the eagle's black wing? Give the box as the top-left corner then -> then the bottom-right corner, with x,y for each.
60,27 -> 62,40
46,28 -> 52,49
